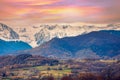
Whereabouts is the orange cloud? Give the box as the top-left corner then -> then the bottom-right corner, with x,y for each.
0,0 -> 120,26
3,0 -> 61,5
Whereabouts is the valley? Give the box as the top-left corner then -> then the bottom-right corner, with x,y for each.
0,54 -> 119,80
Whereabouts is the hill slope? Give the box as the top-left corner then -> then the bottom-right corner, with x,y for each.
0,39 -> 32,55
0,54 -> 59,68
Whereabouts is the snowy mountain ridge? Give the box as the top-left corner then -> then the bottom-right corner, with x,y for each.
0,23 -> 120,47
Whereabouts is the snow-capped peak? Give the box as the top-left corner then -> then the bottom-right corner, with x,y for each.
0,23 -> 120,47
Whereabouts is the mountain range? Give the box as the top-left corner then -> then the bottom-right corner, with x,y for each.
0,23 -> 120,59
13,30 -> 120,59
0,23 -> 120,47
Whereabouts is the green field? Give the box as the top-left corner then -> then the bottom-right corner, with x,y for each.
10,65 -> 71,79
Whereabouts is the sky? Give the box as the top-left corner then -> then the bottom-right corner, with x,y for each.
0,0 -> 120,27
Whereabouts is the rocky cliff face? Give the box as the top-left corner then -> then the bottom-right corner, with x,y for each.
0,23 -> 19,40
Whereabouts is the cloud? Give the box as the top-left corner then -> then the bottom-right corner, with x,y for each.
0,0 -> 120,26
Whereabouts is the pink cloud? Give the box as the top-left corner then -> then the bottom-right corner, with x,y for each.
0,0 -> 120,26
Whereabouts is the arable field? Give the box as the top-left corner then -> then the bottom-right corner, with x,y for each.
0,60 -> 120,80
7,65 -> 71,79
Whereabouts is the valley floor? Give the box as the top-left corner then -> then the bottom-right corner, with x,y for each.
0,59 -> 120,80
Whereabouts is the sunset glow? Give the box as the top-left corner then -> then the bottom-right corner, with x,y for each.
0,0 -> 120,26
